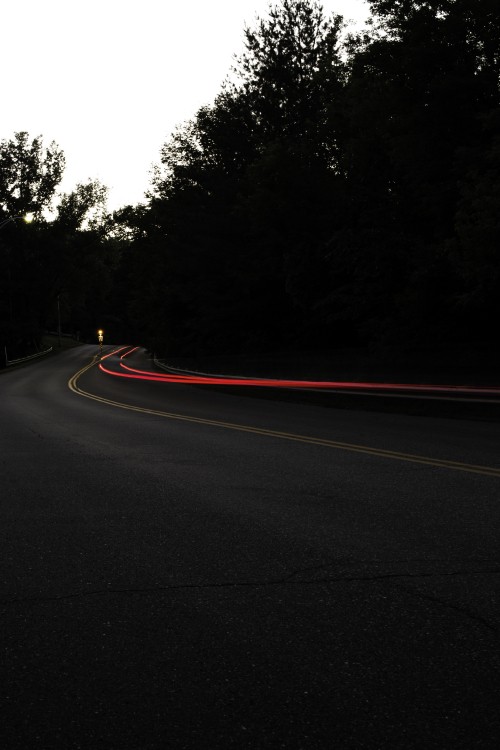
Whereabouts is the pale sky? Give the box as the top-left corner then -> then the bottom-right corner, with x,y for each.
1,0 -> 370,212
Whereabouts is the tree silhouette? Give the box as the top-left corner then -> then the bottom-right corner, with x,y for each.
136,0 -> 347,355
70,0 -> 500,362
0,134 -> 115,362
0,132 -> 65,219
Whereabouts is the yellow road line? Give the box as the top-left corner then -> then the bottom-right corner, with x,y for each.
68,360 -> 500,479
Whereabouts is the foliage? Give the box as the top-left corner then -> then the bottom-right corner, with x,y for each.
113,0 -> 499,357
0,132 -> 65,218
0,135 -> 115,362
3,0 -> 499,361
56,180 -> 109,232
129,0 -> 347,355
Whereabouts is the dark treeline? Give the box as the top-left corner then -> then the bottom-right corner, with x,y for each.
1,0 -> 499,364
116,0 -> 500,358
0,133 -> 119,363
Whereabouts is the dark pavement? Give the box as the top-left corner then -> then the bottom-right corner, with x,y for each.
1,346 -> 499,749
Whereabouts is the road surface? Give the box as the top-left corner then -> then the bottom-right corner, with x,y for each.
1,345 -> 499,749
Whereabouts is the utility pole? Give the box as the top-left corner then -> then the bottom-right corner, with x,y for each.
57,295 -> 62,348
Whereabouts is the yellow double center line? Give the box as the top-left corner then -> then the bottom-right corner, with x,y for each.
68,360 -> 500,479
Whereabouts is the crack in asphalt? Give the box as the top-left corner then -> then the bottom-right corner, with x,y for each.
394,584 -> 499,634
2,567 -> 499,635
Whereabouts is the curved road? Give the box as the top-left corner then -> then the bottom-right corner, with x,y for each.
1,345 -> 500,749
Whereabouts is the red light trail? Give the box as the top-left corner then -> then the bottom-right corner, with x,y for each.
97,347 -> 500,399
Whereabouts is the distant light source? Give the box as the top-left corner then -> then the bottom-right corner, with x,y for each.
0,213 -> 34,230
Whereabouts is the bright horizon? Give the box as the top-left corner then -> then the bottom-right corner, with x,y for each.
1,0 -> 370,213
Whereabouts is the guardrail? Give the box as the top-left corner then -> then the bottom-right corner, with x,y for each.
6,347 -> 53,367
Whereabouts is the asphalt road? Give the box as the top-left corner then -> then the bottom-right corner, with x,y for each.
1,345 -> 500,749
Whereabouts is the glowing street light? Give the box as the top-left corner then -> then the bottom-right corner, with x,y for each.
0,213 -> 33,230
98,329 -> 104,357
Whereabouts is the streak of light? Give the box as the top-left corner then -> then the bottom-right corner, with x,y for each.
100,346 -> 132,361
95,352 -> 500,398
120,347 -> 140,359
68,359 -> 500,478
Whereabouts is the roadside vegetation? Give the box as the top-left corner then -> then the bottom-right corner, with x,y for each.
1,1 -> 498,372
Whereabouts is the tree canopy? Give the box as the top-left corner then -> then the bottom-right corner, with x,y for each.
0,132 -> 65,219
122,0 -> 499,357
0,134 -> 115,363
2,0 -> 499,365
